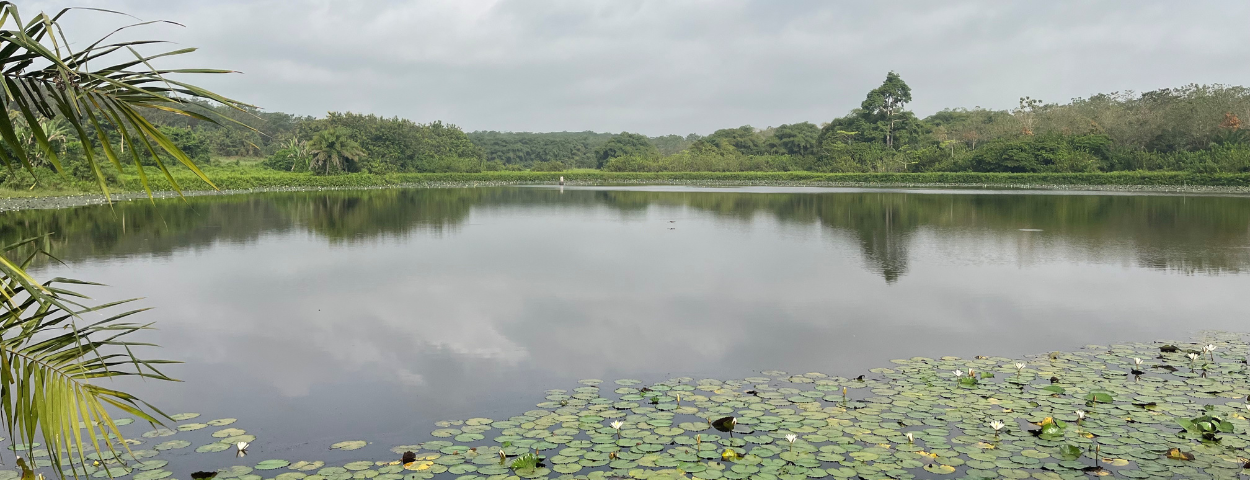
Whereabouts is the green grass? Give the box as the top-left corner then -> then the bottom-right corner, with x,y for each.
5,164 -> 1250,198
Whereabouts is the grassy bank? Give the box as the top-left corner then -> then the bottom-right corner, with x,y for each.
6,165 -> 1250,200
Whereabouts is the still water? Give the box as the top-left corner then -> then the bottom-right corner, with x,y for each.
2,185 -> 1250,462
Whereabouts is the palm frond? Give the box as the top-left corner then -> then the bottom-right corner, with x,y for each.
0,1 -> 253,198
0,3 -> 233,476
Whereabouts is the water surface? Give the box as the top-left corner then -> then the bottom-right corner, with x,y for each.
2,185 -> 1249,461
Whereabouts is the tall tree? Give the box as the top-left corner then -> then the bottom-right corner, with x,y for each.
595,132 -> 657,167
308,128 -> 367,174
861,72 -> 913,149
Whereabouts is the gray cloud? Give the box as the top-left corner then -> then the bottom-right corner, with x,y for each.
28,0 -> 1250,135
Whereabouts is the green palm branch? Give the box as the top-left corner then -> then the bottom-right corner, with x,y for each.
0,2 -> 245,475
0,1 -> 251,197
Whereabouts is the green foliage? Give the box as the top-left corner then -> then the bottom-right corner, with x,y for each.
299,113 -> 482,173
468,131 -> 612,169
0,6 -> 248,474
529,160 -> 566,172
859,71 -> 913,149
1037,417 -> 1067,437
1084,391 -> 1114,404
769,122 -> 820,157
1058,444 -> 1082,460
308,128 -> 367,175
596,132 -> 657,167
1178,414 -> 1234,439
509,453 -> 540,471
964,135 -> 1108,173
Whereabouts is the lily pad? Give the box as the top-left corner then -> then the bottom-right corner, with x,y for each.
212,428 -> 247,438
331,440 -> 367,451
256,460 -> 291,470
154,440 -> 191,451
196,443 -> 231,453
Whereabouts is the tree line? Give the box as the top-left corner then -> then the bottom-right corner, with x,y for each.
7,75 -> 1250,181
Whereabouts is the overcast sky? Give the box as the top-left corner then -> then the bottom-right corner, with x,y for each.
28,0 -> 1250,136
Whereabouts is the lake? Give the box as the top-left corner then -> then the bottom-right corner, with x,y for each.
3,185 -> 1249,472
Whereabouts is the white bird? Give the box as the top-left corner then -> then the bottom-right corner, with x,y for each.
236,441 -> 249,457
558,176 -> 565,186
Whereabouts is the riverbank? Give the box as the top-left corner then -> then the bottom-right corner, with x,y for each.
3,170 -> 1250,212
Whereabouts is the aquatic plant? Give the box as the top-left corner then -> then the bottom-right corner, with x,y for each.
510,453 -> 540,470
22,332 -> 1250,480
988,420 -> 1004,438
0,2 -> 248,477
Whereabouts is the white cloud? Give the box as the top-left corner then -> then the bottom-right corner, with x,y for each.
24,1 -> 1250,134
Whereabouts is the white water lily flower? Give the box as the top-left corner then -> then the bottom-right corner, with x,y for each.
1075,410 -> 1086,420
235,441 -> 249,457
952,370 -> 963,378
1014,362 -> 1026,371
989,420 -> 1004,432
610,421 -> 624,430
1205,344 -> 1216,353
1133,358 -> 1143,366
905,432 -> 914,443
785,434 -> 798,444
1188,352 -> 1200,361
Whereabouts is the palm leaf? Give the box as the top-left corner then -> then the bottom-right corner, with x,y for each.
0,3 -> 240,475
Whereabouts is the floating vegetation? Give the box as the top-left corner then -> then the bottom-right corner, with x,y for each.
5,332 -> 1250,480
361,331 -> 1250,479
331,441 -> 369,451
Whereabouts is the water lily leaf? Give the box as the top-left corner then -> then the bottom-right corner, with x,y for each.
221,434 -> 257,445
135,461 -> 168,471
1058,444 -> 1081,459
922,464 -> 955,474
133,471 -> 172,480
292,461 -> 326,472
1165,448 -> 1194,461
212,428 -> 247,438
1084,392 -> 1113,404
170,413 -> 201,421
141,429 -> 176,438
207,418 -> 238,426
154,440 -> 191,451
403,462 -> 434,471
331,441 -> 368,451
256,460 -> 291,470
216,470 -> 252,480
179,423 -> 209,431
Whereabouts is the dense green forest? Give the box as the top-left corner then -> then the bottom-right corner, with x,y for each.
6,74 -> 1250,187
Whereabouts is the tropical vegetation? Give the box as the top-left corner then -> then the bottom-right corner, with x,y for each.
0,1 -> 244,474
12,70 -> 1250,184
